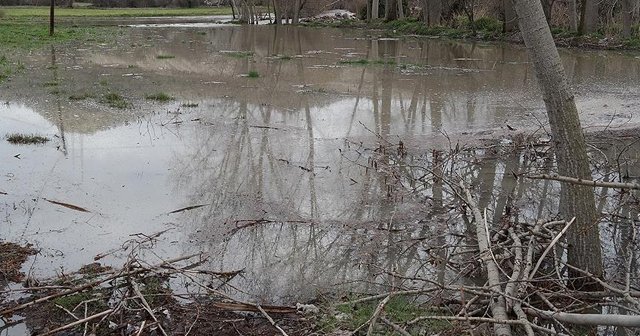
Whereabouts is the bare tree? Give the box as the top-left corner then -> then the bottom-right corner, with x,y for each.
371,0 -> 379,20
503,0 -> 517,32
423,0 -> 442,26
568,0 -> 578,31
512,0 -> 604,290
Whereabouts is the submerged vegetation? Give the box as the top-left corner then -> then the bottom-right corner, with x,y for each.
146,92 -> 174,102
102,92 -> 129,108
247,70 -> 260,78
6,133 -> 50,145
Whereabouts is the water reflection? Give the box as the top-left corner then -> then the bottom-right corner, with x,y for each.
0,25 -> 639,308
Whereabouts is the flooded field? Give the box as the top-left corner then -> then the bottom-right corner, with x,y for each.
1,24 -> 640,330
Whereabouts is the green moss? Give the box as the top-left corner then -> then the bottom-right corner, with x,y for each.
146,92 -> 174,102
6,133 -> 50,145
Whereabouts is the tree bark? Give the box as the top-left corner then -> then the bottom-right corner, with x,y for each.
397,0 -> 405,19
579,0 -> 599,34
512,0 -> 603,290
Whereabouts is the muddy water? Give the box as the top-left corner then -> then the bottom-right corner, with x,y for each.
1,24 -> 640,312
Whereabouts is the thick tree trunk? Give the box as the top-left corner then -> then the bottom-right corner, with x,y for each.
503,0 -> 517,32
541,0 -> 554,24
579,0 -> 599,34
272,0 -> 281,24
622,0 -> 634,38
372,0 -> 379,20
512,0 -> 603,290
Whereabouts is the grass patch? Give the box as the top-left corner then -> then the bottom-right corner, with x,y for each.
53,292 -> 92,310
321,296 -> 452,334
247,70 -> 260,78
43,81 -> 59,87
69,92 -> 94,100
102,92 -> 129,108
0,19 -> 112,49
221,50 -> 254,58
181,102 -> 199,108
156,54 -> 175,59
0,6 -> 234,17
146,92 -> 174,102
6,133 -> 50,145
339,59 -> 396,66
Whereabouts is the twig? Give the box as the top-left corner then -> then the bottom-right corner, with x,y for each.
365,295 -> 392,336
37,309 -> 113,336
256,304 -> 289,336
380,316 -> 412,336
135,320 -> 146,336
529,218 -> 574,280
131,280 -> 168,336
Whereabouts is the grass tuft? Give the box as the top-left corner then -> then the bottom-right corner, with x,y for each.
146,92 -> 174,102
102,92 -> 129,109
221,51 -> 254,58
181,102 -> 199,108
247,70 -> 260,78
156,54 -> 175,59
6,133 -> 50,145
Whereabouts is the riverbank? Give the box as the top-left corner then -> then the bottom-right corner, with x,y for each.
0,6 -> 233,17
302,17 -> 640,50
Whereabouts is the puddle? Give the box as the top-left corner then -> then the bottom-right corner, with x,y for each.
1,25 -> 640,330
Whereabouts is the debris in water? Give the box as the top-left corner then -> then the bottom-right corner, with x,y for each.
44,199 -> 91,213
168,204 -> 208,214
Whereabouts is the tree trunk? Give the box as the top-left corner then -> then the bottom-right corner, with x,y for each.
427,0 -> 442,26
579,0 -> 599,34
397,0 -> 405,19
292,0 -> 301,24
568,0 -> 578,31
372,0 -> 379,20
49,0 -> 54,36
541,0 -> 554,24
622,0 -> 633,38
503,0 -> 517,32
386,0 -> 398,21
272,0 -> 281,24
512,0 -> 603,290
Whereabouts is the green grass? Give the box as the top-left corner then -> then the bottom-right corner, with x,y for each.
6,133 -> 50,145
247,70 -> 260,78
181,102 -> 199,108
0,6 -> 233,17
0,20 -> 111,49
146,92 -> 174,102
320,296 -> 452,335
156,54 -> 175,59
339,59 -> 396,66
221,50 -> 254,58
102,92 -> 129,108
69,92 -> 94,100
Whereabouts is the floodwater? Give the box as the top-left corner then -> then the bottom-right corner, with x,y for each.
1,24 -> 640,317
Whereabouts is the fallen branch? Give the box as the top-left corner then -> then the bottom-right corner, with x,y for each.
527,174 -> 640,190
525,309 -> 640,327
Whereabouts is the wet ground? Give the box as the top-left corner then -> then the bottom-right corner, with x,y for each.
1,23 -> 640,334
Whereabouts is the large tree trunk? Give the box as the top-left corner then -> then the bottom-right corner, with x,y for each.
579,0 -> 599,34
541,0 -> 554,24
512,0 -> 603,290
503,0 -> 517,32
622,0 -> 634,38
